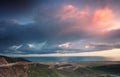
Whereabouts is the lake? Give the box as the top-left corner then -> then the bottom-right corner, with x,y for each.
23,56 -> 112,62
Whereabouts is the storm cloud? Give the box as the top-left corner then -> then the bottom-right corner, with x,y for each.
0,0 -> 120,55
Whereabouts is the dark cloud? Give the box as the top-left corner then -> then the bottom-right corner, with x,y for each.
107,29 -> 120,40
0,18 -> 84,48
0,0 -> 120,55
85,39 -> 120,51
0,0 -> 40,19
0,18 -> 120,54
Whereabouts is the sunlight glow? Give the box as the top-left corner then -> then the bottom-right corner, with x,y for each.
58,42 -> 71,48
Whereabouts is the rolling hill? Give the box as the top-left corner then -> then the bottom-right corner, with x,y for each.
0,55 -> 120,77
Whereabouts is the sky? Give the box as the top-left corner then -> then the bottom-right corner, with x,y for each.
0,0 -> 120,58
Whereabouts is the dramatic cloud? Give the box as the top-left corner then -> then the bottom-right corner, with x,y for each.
0,0 -> 120,55
85,43 -> 115,51
58,4 -> 119,32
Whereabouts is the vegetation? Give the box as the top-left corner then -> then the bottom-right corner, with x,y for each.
0,56 -> 120,77
92,64 -> 120,75
0,55 -> 30,63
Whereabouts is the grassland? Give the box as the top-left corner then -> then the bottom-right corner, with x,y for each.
0,56 -> 120,77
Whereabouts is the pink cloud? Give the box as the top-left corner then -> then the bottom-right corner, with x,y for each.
92,7 -> 115,30
57,4 -> 118,35
59,4 -> 89,20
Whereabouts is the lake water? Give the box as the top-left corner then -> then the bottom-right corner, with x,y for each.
23,56 -> 111,62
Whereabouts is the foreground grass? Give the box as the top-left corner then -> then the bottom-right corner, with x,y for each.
0,62 -> 120,77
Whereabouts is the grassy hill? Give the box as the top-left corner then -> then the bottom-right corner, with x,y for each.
92,64 -> 120,75
0,55 -> 30,63
0,56 -> 120,77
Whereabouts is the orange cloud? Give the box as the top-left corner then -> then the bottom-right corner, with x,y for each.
58,4 -> 118,34
93,7 -> 114,23
92,7 -> 116,30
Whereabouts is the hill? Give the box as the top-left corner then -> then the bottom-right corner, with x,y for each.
0,55 -> 30,64
0,55 -> 120,77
